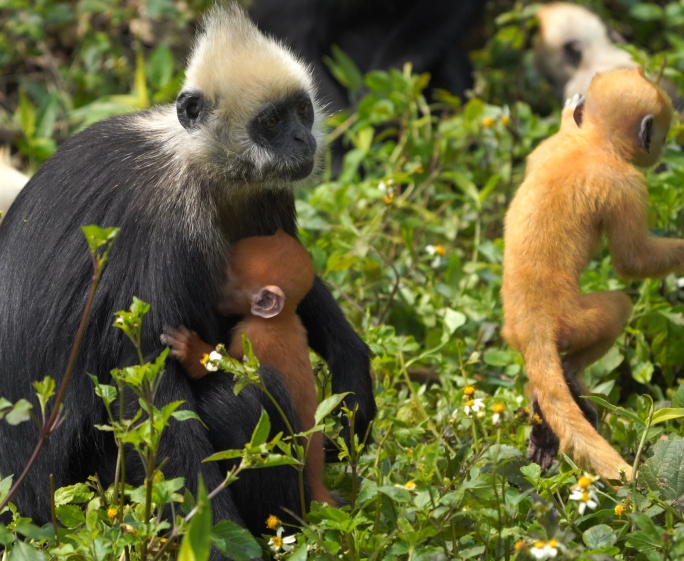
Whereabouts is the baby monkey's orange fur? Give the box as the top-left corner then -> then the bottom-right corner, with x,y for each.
164,230 -> 336,506
502,68 -> 677,480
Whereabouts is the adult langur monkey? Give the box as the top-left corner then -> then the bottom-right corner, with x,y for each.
0,2 -> 375,540
502,68 -> 677,480
534,3 -> 638,101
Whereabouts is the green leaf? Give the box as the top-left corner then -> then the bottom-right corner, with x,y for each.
443,308 -> 466,335
673,384 -> 684,408
54,483 -> 94,506
639,439 -> 684,501
582,524 -> 617,549
6,399 -> 33,425
8,541 -> 47,561
250,409 -> 271,447
377,486 -> 412,503
483,349 -> 513,367
519,464 -> 541,486
178,476 -> 212,561
314,393 -> 351,425
147,44 -> 174,90
81,225 -> 120,260
650,407 -> 684,425
211,520 -> 262,561
630,4 -> 663,21
172,410 -> 205,425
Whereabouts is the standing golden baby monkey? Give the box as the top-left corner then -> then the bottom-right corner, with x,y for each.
502,68 -> 677,481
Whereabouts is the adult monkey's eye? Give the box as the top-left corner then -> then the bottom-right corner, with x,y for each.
297,102 -> 309,115
265,115 -> 280,128
176,89 -> 205,130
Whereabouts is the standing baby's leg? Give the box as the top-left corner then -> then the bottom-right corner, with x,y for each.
162,325 -> 214,380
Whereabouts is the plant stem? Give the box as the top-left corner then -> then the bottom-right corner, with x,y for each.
50,474 -> 59,545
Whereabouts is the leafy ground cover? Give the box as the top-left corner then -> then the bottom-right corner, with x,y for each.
3,1 -> 684,559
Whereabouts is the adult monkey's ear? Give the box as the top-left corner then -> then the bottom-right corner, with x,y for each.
638,114 -> 654,153
251,285 -> 285,318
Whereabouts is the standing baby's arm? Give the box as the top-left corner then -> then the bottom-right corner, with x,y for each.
606,175 -> 684,278
162,325 -> 214,380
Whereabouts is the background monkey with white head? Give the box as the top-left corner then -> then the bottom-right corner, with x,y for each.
502,68 -> 677,480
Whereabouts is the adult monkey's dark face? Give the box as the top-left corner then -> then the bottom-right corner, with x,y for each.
249,93 -> 318,181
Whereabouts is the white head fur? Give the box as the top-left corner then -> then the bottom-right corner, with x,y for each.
534,3 -> 637,100
137,2 -> 325,189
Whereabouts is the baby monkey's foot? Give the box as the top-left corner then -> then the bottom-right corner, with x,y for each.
526,391 -> 559,471
161,325 -> 213,380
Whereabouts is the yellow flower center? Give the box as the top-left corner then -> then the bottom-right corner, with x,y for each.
492,403 -> 505,414
200,353 -> 210,365
532,414 -> 543,425
614,504 -> 626,516
465,399 -> 475,408
265,515 -> 280,530
271,536 -> 283,548
501,115 -> 511,126
463,385 -> 476,396
513,540 -> 527,552
107,507 -> 117,520
482,117 -> 495,128
383,192 -> 394,205
577,475 -> 592,488
581,491 -> 590,502
533,541 -> 545,549
434,244 -> 446,256
404,481 -> 417,490
547,539 -> 558,548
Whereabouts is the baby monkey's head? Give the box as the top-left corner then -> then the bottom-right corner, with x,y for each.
583,67 -> 673,167
221,230 -> 315,319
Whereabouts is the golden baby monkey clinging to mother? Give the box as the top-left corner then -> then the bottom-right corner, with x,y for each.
502,68 -> 678,480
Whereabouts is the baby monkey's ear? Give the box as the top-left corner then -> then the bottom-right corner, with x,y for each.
251,285 -> 285,318
638,115 -> 654,153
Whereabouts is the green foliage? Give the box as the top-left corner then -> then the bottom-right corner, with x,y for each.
5,0 -> 684,559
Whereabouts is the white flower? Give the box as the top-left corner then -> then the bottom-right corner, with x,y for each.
530,539 -> 559,560
209,351 -> 222,361
569,488 -> 598,515
464,398 -> 484,416
268,527 -> 296,552
430,256 -> 441,268
394,480 -> 417,491
426,244 -> 437,256
492,413 -> 501,425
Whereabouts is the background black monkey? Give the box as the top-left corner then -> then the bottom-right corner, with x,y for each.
0,4 -> 375,538
249,0 -> 484,112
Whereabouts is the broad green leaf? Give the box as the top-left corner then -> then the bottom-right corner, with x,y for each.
582,524 -> 617,549
211,520 -> 261,561
6,399 -> 33,425
443,308 -> 466,335
178,476 -> 212,561
8,541 -> 46,561
638,439 -> 684,501
483,348 -> 513,367
54,483 -> 94,506
650,407 -> 684,425
314,393 -> 351,425
377,486 -> 412,503
250,409 -> 271,447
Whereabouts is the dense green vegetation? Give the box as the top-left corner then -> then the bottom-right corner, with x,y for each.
4,1 -> 684,559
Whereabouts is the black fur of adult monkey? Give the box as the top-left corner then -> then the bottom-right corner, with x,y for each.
0,3 -> 375,538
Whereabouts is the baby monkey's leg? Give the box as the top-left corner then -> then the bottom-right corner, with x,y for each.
528,291 -> 632,470
161,325 -> 214,380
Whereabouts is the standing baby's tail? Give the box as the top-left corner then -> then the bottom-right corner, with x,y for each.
524,336 -> 632,481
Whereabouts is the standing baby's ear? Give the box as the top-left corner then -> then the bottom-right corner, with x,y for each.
251,285 -> 285,318
638,114 -> 654,153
